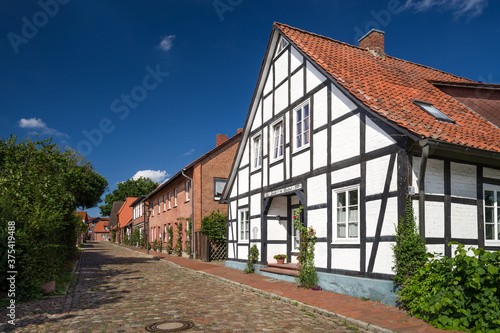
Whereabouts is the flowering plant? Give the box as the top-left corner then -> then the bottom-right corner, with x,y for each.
273,254 -> 288,260
292,206 -> 318,289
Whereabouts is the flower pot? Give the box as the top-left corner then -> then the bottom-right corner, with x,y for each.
276,258 -> 285,265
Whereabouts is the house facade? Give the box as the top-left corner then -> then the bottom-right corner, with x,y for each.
116,197 -> 136,244
90,217 -> 110,241
221,23 -> 500,305
109,201 -> 124,241
146,131 -> 241,256
129,195 -> 147,246
75,211 -> 90,244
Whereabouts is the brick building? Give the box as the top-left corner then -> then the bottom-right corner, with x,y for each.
129,195 -> 148,246
146,130 -> 242,256
116,197 -> 137,244
75,211 -> 90,244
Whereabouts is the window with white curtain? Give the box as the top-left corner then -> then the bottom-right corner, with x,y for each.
334,187 -> 359,241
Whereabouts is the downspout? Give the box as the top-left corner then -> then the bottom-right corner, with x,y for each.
181,169 -> 194,259
418,140 -> 429,240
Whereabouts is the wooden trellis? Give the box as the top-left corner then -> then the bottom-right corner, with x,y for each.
209,238 -> 226,261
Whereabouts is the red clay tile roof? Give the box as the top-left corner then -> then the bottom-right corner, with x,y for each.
75,211 -> 89,221
432,82 -> 500,129
93,220 -> 109,233
275,23 -> 500,153
117,197 -> 137,227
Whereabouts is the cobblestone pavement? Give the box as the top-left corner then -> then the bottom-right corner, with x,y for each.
2,242 -> 369,332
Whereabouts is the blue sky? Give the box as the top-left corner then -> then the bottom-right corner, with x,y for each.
1,0 -> 499,217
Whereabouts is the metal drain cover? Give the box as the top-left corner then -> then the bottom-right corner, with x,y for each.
145,320 -> 194,332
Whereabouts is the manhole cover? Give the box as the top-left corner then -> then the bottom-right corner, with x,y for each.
145,320 -> 194,332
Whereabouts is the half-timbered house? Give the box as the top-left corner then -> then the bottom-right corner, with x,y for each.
221,23 -> 500,305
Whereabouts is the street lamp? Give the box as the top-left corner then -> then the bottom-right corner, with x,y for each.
145,201 -> 151,254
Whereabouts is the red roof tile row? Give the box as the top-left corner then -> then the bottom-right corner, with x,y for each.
275,23 -> 500,153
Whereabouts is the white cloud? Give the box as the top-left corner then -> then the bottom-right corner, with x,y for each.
184,149 -> 195,156
132,170 -> 169,183
404,0 -> 487,18
18,117 -> 70,138
158,35 -> 175,52
19,117 -> 46,128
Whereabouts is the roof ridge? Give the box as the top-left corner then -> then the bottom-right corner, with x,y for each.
274,22 -> 475,84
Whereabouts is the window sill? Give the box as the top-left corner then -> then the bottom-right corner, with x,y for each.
269,156 -> 284,167
332,238 -> 360,245
292,145 -> 310,157
251,166 -> 262,173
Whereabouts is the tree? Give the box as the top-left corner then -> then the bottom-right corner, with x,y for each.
99,177 -> 159,216
0,135 -> 108,299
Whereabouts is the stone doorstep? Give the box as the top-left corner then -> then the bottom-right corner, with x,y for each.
260,263 -> 300,277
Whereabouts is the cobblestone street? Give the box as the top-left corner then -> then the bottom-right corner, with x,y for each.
2,242 -> 368,332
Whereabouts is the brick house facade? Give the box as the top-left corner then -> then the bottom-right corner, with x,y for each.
146,130 -> 242,255
90,217 -> 110,241
116,197 -> 137,244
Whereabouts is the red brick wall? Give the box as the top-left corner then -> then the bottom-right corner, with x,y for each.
359,30 -> 384,56
146,132 -> 241,254
194,136 -> 240,229
148,174 -> 193,251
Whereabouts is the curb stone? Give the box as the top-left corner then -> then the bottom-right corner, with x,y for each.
117,243 -> 394,333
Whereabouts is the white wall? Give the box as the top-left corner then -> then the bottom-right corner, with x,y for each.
306,60 -> 326,93
365,117 -> 396,153
332,248 -> 359,271
331,114 -> 360,162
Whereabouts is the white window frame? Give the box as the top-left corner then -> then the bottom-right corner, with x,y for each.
252,133 -> 262,169
294,100 -> 310,151
332,186 -> 360,244
163,195 -> 166,211
291,208 -> 301,251
174,188 -> 178,207
484,184 -> 500,244
271,118 -> 284,161
186,181 -> 191,202
158,198 -> 161,214
168,192 -> 171,209
239,209 -> 249,242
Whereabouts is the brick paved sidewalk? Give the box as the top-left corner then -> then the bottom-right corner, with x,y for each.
2,242 -> 377,333
122,244 -> 446,333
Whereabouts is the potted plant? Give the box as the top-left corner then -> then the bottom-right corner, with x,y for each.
273,254 -> 287,265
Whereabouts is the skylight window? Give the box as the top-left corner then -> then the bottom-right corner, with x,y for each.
412,100 -> 454,123
275,36 -> 289,57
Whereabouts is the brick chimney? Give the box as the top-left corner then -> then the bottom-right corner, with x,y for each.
236,128 -> 243,134
358,29 -> 385,57
216,134 -> 228,147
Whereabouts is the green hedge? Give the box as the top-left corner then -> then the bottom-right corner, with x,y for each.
400,243 -> 500,332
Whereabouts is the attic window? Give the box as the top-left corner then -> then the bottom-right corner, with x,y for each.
412,100 -> 454,123
275,36 -> 288,57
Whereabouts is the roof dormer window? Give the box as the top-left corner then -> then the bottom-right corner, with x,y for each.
275,36 -> 288,58
412,100 -> 454,123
